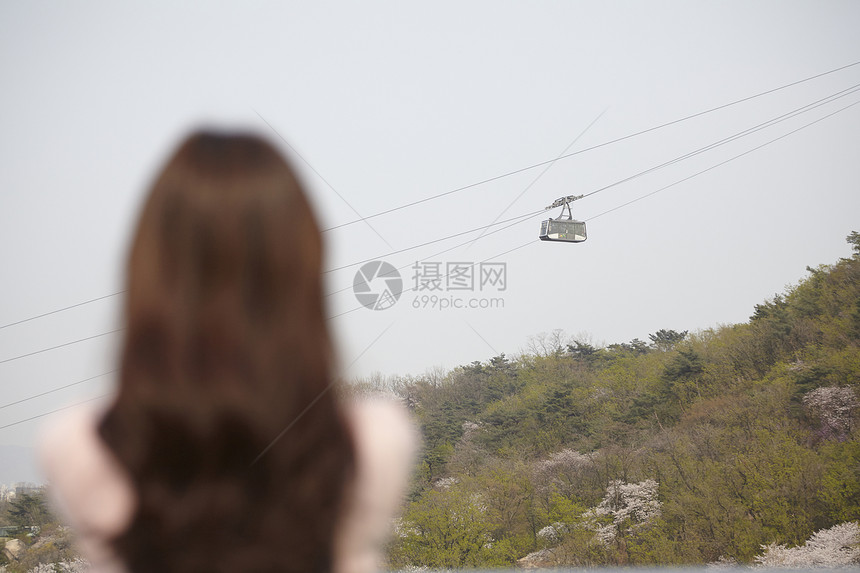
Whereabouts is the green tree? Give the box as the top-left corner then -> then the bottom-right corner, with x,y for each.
648,329 -> 689,351
390,485 -> 506,568
819,437 -> 860,522
846,230 -> 860,257
6,493 -> 51,528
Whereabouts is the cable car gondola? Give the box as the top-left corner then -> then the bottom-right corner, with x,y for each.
539,218 -> 587,242
539,195 -> 587,243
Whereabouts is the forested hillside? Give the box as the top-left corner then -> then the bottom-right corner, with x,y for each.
368,233 -> 860,568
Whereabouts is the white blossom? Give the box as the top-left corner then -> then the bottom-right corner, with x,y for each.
591,522 -> 617,546
537,522 -> 567,542
803,386 -> 858,440
433,476 -> 459,490
583,479 -> 662,545
537,525 -> 558,542
533,449 -> 594,495
392,517 -> 420,538
755,521 -> 860,567
517,548 -> 557,568
461,421 -> 481,441
534,449 -> 593,475
26,559 -> 90,573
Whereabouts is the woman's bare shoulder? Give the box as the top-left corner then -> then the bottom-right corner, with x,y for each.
345,398 -> 419,461
39,402 -> 136,538
335,397 -> 419,573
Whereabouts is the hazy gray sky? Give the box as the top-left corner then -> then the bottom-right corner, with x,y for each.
2,2 -> 859,469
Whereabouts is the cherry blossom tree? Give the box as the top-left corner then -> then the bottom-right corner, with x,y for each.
755,521 -> 860,567
583,479 -> 662,545
533,449 -> 593,493
803,386 -> 858,441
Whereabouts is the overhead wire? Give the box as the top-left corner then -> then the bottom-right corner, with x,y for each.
0,370 -> 117,410
0,212 -> 541,416
3,62 -> 858,333
255,109 -> 394,249
576,82 -> 860,202
585,96 -> 860,222
324,207 -> 546,298
5,93 -> 860,432
464,108 -> 609,249
0,329 -> 123,366
325,239 -> 537,321
4,79 -> 858,369
323,208 -> 545,274
320,60 -> 860,233
0,292 -> 123,331
0,212 -> 544,366
325,94 -> 860,321
321,81 -> 860,279
3,81 -> 858,367
0,394 -> 111,431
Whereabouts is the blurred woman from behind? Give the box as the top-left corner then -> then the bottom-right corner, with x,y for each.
41,132 -> 416,573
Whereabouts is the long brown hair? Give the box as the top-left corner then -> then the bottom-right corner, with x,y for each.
98,131 -> 354,572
